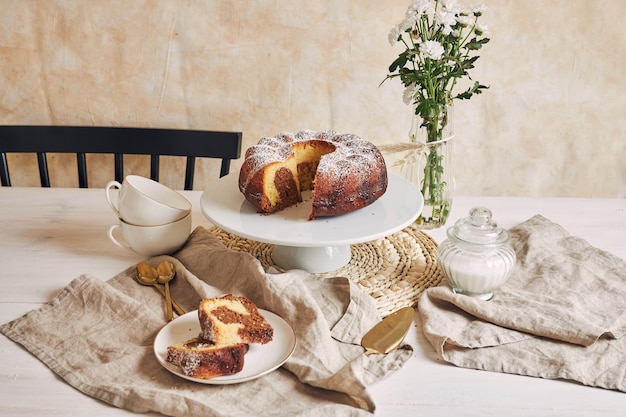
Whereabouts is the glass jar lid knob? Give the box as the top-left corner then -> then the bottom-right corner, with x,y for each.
449,207 -> 509,246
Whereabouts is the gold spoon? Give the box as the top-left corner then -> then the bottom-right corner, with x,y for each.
156,261 -> 175,321
360,306 -> 414,355
135,262 -> 185,317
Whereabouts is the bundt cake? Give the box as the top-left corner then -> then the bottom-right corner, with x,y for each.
198,295 -> 274,345
238,130 -> 388,220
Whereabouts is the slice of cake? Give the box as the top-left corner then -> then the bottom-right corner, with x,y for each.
198,294 -> 274,345
165,295 -> 273,379
166,338 -> 248,379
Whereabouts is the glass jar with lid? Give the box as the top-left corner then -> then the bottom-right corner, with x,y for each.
437,207 -> 516,300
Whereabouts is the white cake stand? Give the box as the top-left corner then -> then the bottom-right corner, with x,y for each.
200,173 -> 423,273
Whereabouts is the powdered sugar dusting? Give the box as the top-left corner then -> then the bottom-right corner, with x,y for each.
180,352 -> 202,375
239,129 -> 385,190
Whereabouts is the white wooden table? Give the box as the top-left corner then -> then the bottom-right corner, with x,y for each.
1,187 -> 625,416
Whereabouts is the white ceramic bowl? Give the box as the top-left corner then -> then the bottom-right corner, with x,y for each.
105,175 -> 191,226
107,211 -> 191,256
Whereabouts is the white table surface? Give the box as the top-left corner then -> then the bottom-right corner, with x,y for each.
1,187 -> 625,416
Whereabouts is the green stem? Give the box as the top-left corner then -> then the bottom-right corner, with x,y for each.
416,104 -> 451,227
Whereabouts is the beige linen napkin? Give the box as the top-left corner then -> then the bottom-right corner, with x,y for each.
1,227 -> 412,417
419,215 -> 626,391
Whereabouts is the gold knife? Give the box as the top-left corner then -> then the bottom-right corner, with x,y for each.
360,306 -> 414,355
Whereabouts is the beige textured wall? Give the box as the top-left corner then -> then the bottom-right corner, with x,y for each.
1,0 -> 625,197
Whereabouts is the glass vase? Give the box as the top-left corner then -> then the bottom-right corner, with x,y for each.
404,103 -> 455,229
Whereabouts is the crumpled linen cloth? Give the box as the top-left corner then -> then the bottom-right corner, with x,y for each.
419,214 -> 626,391
1,227 -> 412,417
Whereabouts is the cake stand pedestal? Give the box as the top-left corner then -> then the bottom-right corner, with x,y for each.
200,174 -> 423,273
270,244 -> 351,273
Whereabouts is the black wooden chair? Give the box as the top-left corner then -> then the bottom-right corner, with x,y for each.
0,126 -> 242,189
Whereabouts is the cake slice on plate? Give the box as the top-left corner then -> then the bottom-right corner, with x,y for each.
165,295 -> 273,379
166,338 -> 248,379
198,294 -> 273,345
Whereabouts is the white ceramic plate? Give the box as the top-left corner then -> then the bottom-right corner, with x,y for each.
200,173 -> 423,247
153,309 -> 296,384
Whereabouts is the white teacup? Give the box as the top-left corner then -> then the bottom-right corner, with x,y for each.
105,175 -> 191,226
107,212 -> 192,256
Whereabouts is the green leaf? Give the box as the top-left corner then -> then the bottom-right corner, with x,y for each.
454,81 -> 489,100
389,53 -> 408,72
415,99 -> 438,119
465,37 -> 490,50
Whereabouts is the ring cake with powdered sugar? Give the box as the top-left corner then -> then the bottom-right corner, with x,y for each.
238,130 -> 388,220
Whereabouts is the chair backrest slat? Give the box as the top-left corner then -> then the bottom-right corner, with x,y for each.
77,153 -> 88,188
114,153 -> 124,183
150,154 -> 160,183
220,158 -> 231,178
36,152 -> 50,187
0,152 -> 9,186
185,157 -> 196,190
0,126 -> 242,189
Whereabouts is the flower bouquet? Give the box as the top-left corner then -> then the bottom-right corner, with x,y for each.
384,0 -> 490,228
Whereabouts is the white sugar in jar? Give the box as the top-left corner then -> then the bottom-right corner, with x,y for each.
437,207 -> 516,301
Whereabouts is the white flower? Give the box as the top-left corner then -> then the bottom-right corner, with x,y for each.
388,26 -> 402,45
419,40 -> 445,60
389,13 -> 420,46
440,0 -> 459,10
472,4 -> 487,15
440,0 -> 462,14
474,23 -> 489,36
456,15 -> 474,27
408,0 -> 434,15
403,84 -> 418,105
400,15 -> 417,32
435,10 -> 457,27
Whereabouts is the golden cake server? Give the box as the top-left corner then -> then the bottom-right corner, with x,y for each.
361,306 -> 414,355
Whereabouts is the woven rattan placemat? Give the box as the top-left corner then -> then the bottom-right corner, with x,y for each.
208,225 -> 445,316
